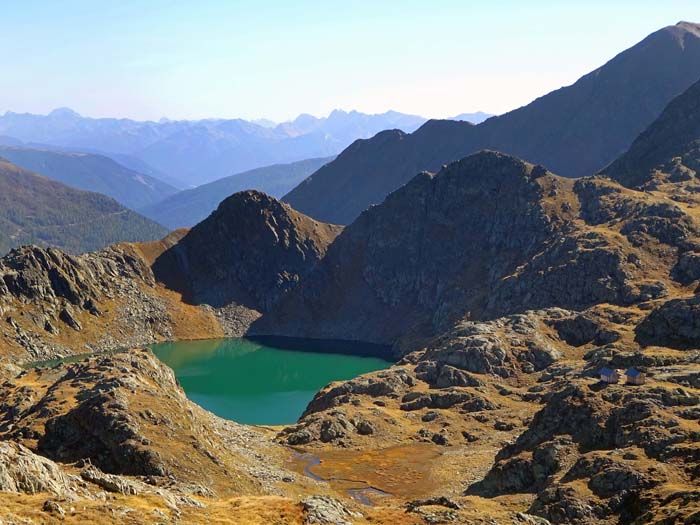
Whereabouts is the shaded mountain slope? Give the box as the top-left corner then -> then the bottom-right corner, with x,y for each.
0,159 -> 169,255
258,148 -> 700,351
284,22 -> 700,224
139,156 -> 334,229
0,146 -> 177,209
604,76 -> 700,188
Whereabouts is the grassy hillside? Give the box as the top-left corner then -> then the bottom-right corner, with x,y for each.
0,158 -> 169,255
0,146 -> 177,210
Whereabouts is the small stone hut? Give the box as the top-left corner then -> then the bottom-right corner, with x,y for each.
625,368 -> 646,385
600,368 -> 620,384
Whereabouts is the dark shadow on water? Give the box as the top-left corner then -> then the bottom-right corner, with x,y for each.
245,335 -> 394,361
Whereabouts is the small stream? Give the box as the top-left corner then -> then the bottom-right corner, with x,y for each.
295,452 -> 392,506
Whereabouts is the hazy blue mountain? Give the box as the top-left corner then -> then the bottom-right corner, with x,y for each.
450,111 -> 494,124
252,118 -> 278,128
0,135 -> 23,146
276,110 -> 426,137
80,150 -> 183,189
0,146 -> 178,210
284,21 -> 700,225
0,158 -> 168,255
0,133 -> 179,187
0,109 -> 426,187
140,156 -> 334,229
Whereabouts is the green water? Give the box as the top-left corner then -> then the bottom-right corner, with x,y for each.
150,338 -> 391,425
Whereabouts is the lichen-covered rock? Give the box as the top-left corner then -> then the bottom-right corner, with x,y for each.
302,368 -> 415,416
81,465 -> 143,495
0,442 -> 75,496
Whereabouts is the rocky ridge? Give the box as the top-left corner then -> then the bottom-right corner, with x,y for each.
255,149 -> 697,355
0,244 -> 179,361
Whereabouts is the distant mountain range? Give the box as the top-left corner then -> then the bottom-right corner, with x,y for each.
450,111 -> 494,124
0,158 -> 168,255
0,108 -> 427,187
283,22 -> 700,225
0,146 -> 177,210
140,156 -> 334,229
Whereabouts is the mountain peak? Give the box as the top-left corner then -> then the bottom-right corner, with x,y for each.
328,109 -> 350,120
48,107 -> 81,119
151,189 -> 341,312
676,21 -> 700,33
659,21 -> 700,46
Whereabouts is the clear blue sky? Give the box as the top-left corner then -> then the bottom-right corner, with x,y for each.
1,1 -> 699,122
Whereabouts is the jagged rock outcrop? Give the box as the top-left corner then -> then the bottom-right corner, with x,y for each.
0,244 -> 180,360
0,244 -> 154,305
0,441 -> 77,496
636,296 -> 700,348
466,379 -> 700,524
302,495 -> 361,525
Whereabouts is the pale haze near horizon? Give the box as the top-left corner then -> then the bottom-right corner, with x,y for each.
2,0 -> 699,122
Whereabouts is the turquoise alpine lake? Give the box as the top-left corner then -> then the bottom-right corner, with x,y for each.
150,338 -> 392,426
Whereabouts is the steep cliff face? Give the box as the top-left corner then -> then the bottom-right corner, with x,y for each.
257,150 -> 697,351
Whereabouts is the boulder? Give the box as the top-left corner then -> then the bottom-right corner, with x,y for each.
302,495 -> 360,525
